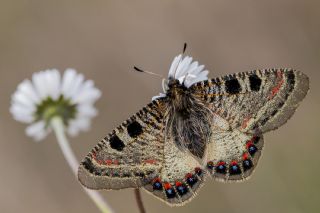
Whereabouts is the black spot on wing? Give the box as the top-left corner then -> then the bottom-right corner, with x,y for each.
249,74 -> 262,91
225,78 -> 241,94
82,158 -> 95,173
242,159 -> 253,171
109,135 -> 125,151
287,70 -> 295,93
127,121 -> 143,138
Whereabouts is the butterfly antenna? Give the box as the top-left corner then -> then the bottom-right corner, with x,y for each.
133,66 -> 163,78
173,42 -> 188,79
182,42 -> 187,54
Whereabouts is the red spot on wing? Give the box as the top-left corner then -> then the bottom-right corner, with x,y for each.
91,151 -> 97,159
246,141 -> 254,149
164,182 -> 172,190
242,153 -> 249,160
93,158 -> 121,165
143,159 -> 157,164
269,71 -> 284,99
230,160 -> 238,166
105,159 -> 113,165
241,117 -> 251,129
185,173 -> 193,178
217,161 -> 226,166
152,177 -> 161,183
175,181 -> 183,187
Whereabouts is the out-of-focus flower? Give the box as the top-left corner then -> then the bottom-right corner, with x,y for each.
152,54 -> 209,100
10,69 -> 101,141
10,69 -> 112,213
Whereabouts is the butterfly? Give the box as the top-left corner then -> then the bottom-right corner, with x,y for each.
78,47 -> 309,206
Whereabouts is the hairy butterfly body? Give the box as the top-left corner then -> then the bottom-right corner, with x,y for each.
78,52 -> 309,206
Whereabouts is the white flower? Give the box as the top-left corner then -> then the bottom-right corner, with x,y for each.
10,69 -> 101,141
152,54 -> 209,100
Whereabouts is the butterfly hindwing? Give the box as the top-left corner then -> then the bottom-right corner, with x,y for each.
191,69 -> 309,134
78,99 -> 166,190
206,123 -> 264,181
144,134 -> 206,206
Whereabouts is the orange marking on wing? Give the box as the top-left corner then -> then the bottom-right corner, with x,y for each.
91,151 -> 97,159
241,117 -> 251,129
269,71 -> 284,99
144,159 -> 157,164
105,159 -> 112,165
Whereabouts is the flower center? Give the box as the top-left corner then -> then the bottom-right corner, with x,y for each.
35,95 -> 77,126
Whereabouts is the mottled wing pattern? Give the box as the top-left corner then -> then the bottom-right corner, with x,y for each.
191,69 -> 309,181
206,125 -> 264,182
192,69 -> 309,133
78,98 -> 206,206
78,99 -> 166,190
144,133 -> 206,206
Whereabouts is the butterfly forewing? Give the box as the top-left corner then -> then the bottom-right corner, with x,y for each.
78,99 -> 166,190
191,69 -> 309,134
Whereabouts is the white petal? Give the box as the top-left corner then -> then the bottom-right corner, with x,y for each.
67,117 -> 91,136
61,68 -> 77,98
185,71 -> 209,87
175,56 -> 192,78
77,104 -> 98,117
64,70 -> 85,101
152,93 -> 166,101
10,104 -> 34,123
17,79 -> 40,104
32,71 -> 49,99
184,61 -> 199,75
189,65 -> 205,75
25,121 -> 49,141
44,69 -> 61,100
72,80 -> 101,104
12,91 -> 36,112
168,55 -> 182,78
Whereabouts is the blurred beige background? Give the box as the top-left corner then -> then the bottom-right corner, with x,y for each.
0,0 -> 319,213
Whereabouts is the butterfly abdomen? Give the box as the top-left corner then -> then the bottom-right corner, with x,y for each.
167,84 -> 212,160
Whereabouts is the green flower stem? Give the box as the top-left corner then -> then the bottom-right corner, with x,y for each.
51,117 -> 114,213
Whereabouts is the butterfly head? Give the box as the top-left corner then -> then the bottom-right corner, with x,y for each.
166,78 -> 187,99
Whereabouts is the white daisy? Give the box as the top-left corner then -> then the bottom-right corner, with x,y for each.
152,54 -> 209,100
10,68 -> 101,141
